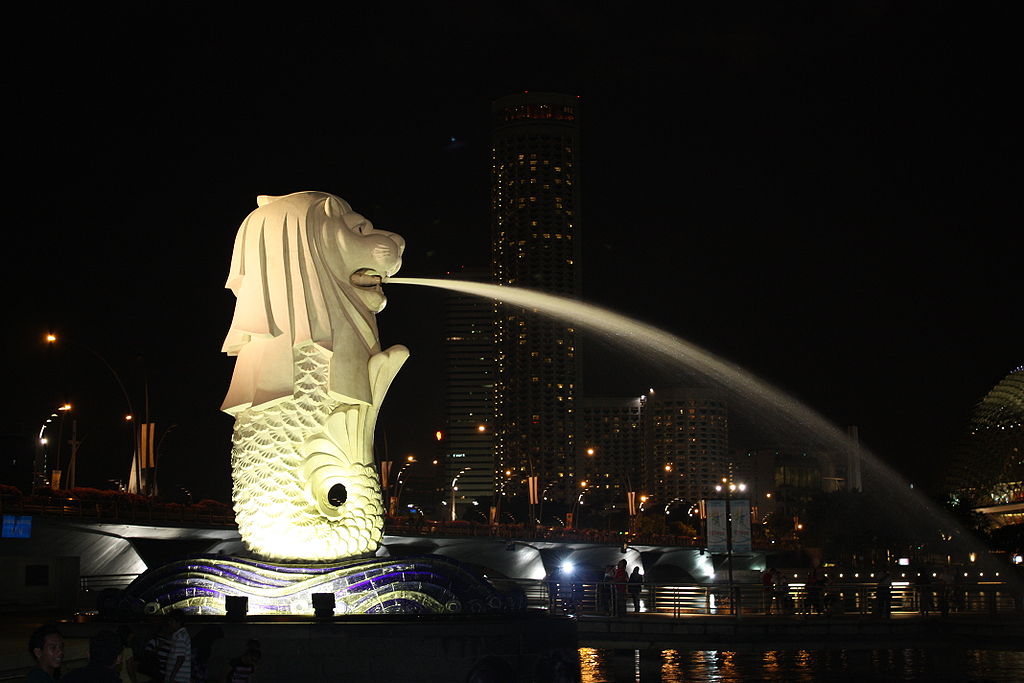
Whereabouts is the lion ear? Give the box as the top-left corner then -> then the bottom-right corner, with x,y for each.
323,196 -> 347,218
256,195 -> 284,207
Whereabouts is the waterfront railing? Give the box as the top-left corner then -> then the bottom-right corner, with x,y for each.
511,579 -> 1021,617
77,575 -> 1021,617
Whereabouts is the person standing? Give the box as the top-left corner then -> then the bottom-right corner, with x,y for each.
164,611 -> 191,683
775,572 -> 792,615
613,560 -> 628,616
806,566 -> 825,615
599,565 -> 614,615
27,624 -> 64,683
761,568 -> 777,615
225,640 -> 261,682
627,567 -> 644,613
62,630 -> 123,683
115,625 -> 139,683
877,571 -> 893,618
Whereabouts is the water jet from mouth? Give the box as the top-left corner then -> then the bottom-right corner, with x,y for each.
388,276 -> 1010,583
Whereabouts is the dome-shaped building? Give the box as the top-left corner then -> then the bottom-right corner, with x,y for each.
948,367 -> 1024,525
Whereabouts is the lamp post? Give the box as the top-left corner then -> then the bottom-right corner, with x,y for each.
451,466 -> 471,522
568,481 -> 588,529
45,334 -> 139,488
393,457 -> 416,515
152,424 -> 178,498
715,477 -> 747,615
536,479 -> 558,526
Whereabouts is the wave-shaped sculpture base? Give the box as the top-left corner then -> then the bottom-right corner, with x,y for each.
119,554 -> 525,617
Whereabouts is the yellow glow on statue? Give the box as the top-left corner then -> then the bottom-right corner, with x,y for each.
222,191 -> 407,561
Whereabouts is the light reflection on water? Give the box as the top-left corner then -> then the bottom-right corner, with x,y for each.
579,647 -> 1024,682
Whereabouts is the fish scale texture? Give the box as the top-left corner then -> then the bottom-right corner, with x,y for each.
231,344 -> 383,561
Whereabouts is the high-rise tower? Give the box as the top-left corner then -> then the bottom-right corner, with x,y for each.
442,267 -> 495,508
645,388 -> 729,504
491,92 -> 582,500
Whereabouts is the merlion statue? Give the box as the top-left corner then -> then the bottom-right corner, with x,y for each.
221,191 -> 407,561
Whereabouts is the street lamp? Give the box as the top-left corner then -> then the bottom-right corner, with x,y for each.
536,479 -> 559,525
714,477 -> 747,615
451,466 -> 471,522
45,333 -> 140,489
393,458 -> 416,514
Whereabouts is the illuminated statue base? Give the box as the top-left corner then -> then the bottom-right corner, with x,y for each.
119,554 -> 524,617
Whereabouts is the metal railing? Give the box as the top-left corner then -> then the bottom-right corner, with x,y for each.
76,573 -> 1020,618
518,580 -> 1023,617
1,496 -> 235,527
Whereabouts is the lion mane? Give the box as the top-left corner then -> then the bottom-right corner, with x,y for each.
221,191 -> 404,414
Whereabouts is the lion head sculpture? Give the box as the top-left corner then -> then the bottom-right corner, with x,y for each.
221,191 -> 405,413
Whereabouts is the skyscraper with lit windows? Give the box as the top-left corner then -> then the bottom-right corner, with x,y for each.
645,388 -> 729,504
442,267 -> 495,506
490,92 -> 582,501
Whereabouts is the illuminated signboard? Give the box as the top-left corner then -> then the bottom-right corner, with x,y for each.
1,515 -> 32,539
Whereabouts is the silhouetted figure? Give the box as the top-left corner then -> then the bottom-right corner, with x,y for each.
599,565 -> 614,615
63,630 -> 123,682
916,572 -> 933,614
191,625 -> 224,683
806,566 -> 826,615
937,570 -> 952,617
225,640 -> 261,682
877,571 -> 893,618
164,610 -> 191,683
761,568 -> 777,615
138,616 -> 172,681
775,573 -> 792,615
613,560 -> 628,616
627,567 -> 644,613
115,625 -> 139,683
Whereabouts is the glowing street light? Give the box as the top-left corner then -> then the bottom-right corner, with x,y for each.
393,459 -> 417,514
714,474 -> 747,615
45,332 -> 138,461
451,466 -> 472,521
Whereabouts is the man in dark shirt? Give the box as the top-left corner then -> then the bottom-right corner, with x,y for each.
27,624 -> 64,683
62,630 -> 122,683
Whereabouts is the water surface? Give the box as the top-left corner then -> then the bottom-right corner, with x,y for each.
578,647 -> 1024,682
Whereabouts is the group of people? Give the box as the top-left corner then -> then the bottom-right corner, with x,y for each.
761,567 -> 794,615
27,613 -> 262,682
598,560 -> 644,615
914,569 -> 963,616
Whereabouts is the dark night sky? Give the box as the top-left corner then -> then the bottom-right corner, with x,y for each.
3,3 -> 1019,501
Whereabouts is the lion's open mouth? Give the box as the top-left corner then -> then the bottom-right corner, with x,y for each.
350,268 -> 384,288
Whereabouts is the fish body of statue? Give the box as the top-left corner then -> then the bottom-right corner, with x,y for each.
221,191 -> 407,561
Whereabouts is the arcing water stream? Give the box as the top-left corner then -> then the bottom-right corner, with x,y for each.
388,277 -> 1010,580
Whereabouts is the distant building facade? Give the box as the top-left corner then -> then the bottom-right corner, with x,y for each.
733,445 -> 849,522
490,92 -> 583,500
442,267 -> 495,506
579,396 -> 645,499
645,388 -> 729,504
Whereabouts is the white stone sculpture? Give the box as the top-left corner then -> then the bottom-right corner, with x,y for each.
222,191 -> 407,561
